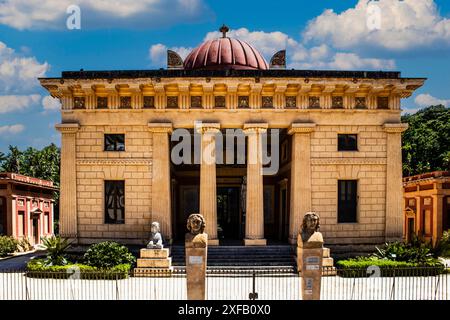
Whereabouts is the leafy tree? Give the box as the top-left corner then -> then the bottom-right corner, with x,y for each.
402,105 -> 450,176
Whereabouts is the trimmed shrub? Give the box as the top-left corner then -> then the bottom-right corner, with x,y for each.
0,236 -> 18,257
17,237 -> 33,252
26,258 -> 131,279
336,257 -> 445,277
83,241 -> 135,269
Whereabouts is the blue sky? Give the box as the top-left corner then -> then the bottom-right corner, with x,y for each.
0,0 -> 450,153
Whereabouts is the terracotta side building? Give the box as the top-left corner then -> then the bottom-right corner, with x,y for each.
403,171 -> 450,245
39,28 -> 425,247
0,173 -> 57,245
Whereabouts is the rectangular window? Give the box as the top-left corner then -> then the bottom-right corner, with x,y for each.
97,96 -> 108,109
377,96 -> 389,109
262,96 -> 273,108
338,180 -> 358,223
104,134 -> 125,151
309,96 -> 320,109
285,96 -> 297,108
190,96 -> 202,108
44,213 -> 49,234
120,96 -> 131,109
105,181 -> 125,224
355,97 -> 367,109
214,96 -> 226,108
338,134 -> 358,151
238,96 -> 249,108
73,97 -> 86,109
332,96 -> 344,109
143,96 -> 155,109
167,96 -> 178,108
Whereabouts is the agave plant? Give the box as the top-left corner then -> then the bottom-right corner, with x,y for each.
41,235 -> 73,266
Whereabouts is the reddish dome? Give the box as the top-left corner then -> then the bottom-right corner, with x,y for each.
183,37 -> 269,71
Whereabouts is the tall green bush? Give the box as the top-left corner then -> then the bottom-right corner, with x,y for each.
41,235 -> 73,266
83,241 -> 135,269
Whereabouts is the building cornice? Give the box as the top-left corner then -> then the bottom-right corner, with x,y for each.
383,123 -> 409,133
288,123 -> 316,134
147,122 -> 173,133
55,123 -> 80,133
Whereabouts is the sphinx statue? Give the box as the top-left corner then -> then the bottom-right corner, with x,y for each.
147,221 -> 163,249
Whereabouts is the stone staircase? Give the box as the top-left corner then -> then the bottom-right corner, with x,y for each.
170,245 -> 296,267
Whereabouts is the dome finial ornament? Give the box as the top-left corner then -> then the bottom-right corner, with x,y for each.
219,24 -> 229,38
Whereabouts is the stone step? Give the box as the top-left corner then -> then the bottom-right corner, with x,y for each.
137,257 -> 172,268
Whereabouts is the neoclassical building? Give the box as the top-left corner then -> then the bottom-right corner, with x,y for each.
40,27 -> 425,247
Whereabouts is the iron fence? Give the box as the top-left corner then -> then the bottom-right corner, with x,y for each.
0,266 -> 448,300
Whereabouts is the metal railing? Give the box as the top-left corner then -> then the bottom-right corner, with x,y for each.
0,266 -> 448,300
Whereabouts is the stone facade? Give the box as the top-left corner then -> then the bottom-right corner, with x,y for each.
40,68 -> 424,246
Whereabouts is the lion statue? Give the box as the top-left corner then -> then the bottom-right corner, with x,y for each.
300,212 -> 323,243
185,213 -> 208,248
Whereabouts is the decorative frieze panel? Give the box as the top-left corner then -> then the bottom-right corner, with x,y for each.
76,159 -> 152,166
311,158 -> 387,165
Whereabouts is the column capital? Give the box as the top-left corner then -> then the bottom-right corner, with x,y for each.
383,123 -> 408,133
148,122 -> 173,133
195,122 -> 221,134
243,123 -> 268,134
288,123 -> 316,135
55,123 -> 80,134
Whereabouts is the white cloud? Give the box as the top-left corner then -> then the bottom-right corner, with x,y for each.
303,0 -> 450,52
0,0 -> 211,30
415,93 -> 450,108
0,41 -> 49,93
0,95 -> 41,114
42,95 -> 61,112
150,27 -> 396,70
0,124 -> 25,135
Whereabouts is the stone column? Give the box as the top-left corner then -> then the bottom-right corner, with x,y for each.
55,123 -> 79,240
197,123 -> 220,246
148,123 -> 173,242
383,123 -> 409,241
243,123 -> 268,246
288,123 -> 316,244
432,194 -> 444,246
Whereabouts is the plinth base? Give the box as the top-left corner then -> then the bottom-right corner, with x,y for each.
244,238 -> 267,246
134,267 -> 173,277
208,239 -> 219,246
133,248 -> 173,277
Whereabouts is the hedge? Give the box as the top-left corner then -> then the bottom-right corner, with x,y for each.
336,257 -> 446,277
26,259 -> 131,279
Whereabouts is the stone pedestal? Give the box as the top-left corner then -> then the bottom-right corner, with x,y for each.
185,246 -> 207,300
298,233 -> 323,300
134,248 -> 173,277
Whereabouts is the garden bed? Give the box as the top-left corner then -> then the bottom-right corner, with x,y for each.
336,258 -> 446,277
26,259 -> 131,279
